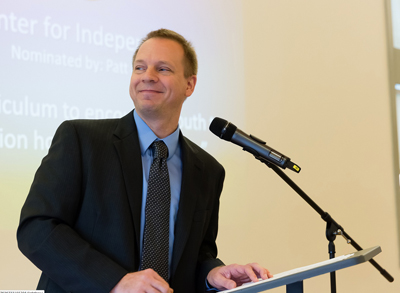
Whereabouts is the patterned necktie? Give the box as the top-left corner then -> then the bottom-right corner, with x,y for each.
140,140 -> 171,281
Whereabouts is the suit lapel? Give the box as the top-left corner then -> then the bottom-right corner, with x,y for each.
113,116 -> 203,275
171,134 -> 203,276
113,111 -> 143,255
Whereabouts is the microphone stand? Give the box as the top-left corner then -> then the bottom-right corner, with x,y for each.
255,155 -> 394,292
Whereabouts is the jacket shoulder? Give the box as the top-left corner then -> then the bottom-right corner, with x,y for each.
55,111 -> 134,144
180,134 -> 224,172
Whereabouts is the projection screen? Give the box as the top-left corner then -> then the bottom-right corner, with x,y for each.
0,0 -> 245,285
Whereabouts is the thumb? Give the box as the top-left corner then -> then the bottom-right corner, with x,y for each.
217,276 -> 237,290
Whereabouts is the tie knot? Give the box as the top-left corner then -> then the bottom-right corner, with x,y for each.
152,140 -> 168,159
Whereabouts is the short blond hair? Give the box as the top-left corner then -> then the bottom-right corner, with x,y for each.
132,29 -> 198,78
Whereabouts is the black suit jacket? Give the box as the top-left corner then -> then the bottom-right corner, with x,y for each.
17,111 -> 225,293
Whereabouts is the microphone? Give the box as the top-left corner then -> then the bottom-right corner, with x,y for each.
209,117 -> 301,173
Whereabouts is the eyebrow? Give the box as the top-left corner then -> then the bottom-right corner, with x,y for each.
134,59 -> 174,67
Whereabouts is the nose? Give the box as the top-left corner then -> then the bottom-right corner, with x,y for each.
142,67 -> 158,83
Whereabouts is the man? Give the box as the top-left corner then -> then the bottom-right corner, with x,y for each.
17,29 -> 272,293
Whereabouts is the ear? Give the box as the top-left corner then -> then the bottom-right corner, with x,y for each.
185,75 -> 197,97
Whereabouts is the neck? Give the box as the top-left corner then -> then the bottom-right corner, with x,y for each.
138,112 -> 179,139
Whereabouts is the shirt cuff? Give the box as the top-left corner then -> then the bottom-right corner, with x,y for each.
205,278 -> 220,291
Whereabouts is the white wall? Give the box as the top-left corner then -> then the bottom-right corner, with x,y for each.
215,0 -> 400,292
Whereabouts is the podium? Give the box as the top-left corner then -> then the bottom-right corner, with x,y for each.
221,246 -> 381,293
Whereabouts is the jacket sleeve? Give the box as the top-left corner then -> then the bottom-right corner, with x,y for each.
17,121 -> 127,293
195,165 -> 226,292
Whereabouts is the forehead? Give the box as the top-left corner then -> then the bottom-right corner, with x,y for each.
135,38 -> 185,65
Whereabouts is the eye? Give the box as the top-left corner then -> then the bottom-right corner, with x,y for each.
134,65 -> 145,71
159,67 -> 171,72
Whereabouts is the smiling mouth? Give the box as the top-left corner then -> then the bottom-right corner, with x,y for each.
139,90 -> 163,93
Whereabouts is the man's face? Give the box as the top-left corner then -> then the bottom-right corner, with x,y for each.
129,38 -> 196,122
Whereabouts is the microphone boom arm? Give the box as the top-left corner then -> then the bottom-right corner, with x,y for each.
255,154 -> 394,286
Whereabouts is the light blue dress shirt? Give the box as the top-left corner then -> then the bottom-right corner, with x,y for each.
134,111 -> 182,276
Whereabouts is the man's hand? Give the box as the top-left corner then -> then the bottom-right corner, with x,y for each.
206,263 -> 273,290
110,269 -> 173,293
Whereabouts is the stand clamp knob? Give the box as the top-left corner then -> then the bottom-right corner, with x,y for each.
334,229 -> 351,244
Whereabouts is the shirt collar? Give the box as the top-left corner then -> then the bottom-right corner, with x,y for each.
134,110 -> 180,160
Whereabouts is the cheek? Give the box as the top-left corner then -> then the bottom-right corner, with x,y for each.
129,79 -> 139,94
172,80 -> 188,95
129,83 -> 137,100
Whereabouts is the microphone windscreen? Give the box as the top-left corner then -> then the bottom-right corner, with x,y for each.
209,117 -> 236,141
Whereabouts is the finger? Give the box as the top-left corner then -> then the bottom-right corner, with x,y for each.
209,267 -> 237,290
248,263 -> 273,280
143,269 -> 171,293
152,277 -> 172,292
217,277 -> 237,290
153,272 -> 169,283
151,280 -> 171,293
243,265 -> 260,283
145,285 -> 165,293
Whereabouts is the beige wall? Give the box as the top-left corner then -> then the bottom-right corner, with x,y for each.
216,0 -> 400,292
3,0 -> 400,292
